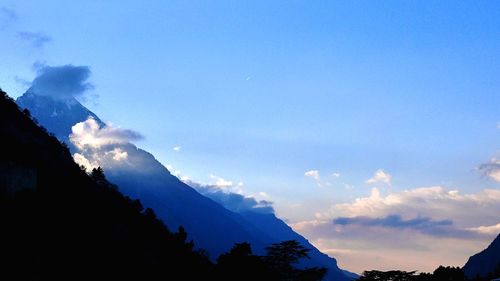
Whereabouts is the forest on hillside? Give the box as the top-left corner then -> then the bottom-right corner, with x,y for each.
0,88 -> 326,280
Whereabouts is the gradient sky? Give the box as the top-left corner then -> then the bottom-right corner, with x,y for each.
1,0 -> 500,273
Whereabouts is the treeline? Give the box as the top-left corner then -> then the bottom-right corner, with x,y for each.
0,88 -> 325,281
358,263 -> 500,281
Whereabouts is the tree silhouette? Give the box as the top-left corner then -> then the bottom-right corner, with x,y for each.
216,242 -> 268,281
215,240 -> 326,281
432,266 -> 465,281
358,270 -> 417,281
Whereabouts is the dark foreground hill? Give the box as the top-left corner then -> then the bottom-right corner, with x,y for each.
0,89 -> 212,280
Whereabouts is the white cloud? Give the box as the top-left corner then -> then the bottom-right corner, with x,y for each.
106,147 -> 128,161
478,157 -> 500,182
209,174 -> 235,189
69,118 -> 142,172
73,152 -> 97,172
468,223 -> 500,235
332,172 -> 341,178
365,169 -> 392,185
305,170 -> 320,180
70,117 -> 142,150
258,191 -> 270,198
291,186 -> 500,273
172,167 -> 274,215
173,146 -> 181,152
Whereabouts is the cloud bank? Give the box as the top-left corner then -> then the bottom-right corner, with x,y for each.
292,186 -> 500,273
30,64 -> 93,99
184,178 -> 274,214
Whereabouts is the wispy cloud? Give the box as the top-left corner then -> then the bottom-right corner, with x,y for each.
0,7 -> 17,29
18,31 -> 51,48
365,169 -> 391,185
305,169 -> 343,187
173,146 -> 182,152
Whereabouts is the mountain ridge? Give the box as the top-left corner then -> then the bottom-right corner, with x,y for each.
17,89 -> 353,281
0,88 -> 213,280
463,234 -> 500,279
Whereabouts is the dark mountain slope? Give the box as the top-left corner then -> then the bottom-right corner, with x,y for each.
463,234 -> 500,279
17,89 -> 272,259
0,89 -> 212,280
17,90 -> 352,280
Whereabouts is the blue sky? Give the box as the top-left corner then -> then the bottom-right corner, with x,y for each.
1,0 -> 500,273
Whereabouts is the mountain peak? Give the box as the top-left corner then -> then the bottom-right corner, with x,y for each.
16,89 -> 103,142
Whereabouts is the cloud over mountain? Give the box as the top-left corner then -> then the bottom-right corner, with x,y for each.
30,64 -> 93,98
70,117 -> 143,171
70,117 -> 143,150
185,179 -> 274,214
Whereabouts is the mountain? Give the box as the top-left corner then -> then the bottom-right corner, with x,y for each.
239,211 -> 354,281
17,89 -> 353,280
463,234 -> 500,279
17,90 -> 104,144
0,89 -> 213,280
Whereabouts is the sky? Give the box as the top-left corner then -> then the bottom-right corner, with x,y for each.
1,0 -> 500,274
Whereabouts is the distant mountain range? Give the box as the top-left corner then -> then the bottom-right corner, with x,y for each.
17,89 -> 354,281
463,234 -> 500,279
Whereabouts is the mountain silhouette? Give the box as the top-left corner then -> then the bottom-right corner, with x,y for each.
463,234 -> 500,279
17,89 -> 353,280
0,89 -> 213,280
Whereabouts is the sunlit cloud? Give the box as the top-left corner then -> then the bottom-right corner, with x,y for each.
173,171 -> 274,214
73,152 -> 97,172
468,223 -> 500,235
365,169 -> 391,185
70,117 -> 143,150
305,170 -> 320,180
106,147 -> 128,161
332,172 -> 341,178
209,174 -> 235,190
291,186 -> 500,273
